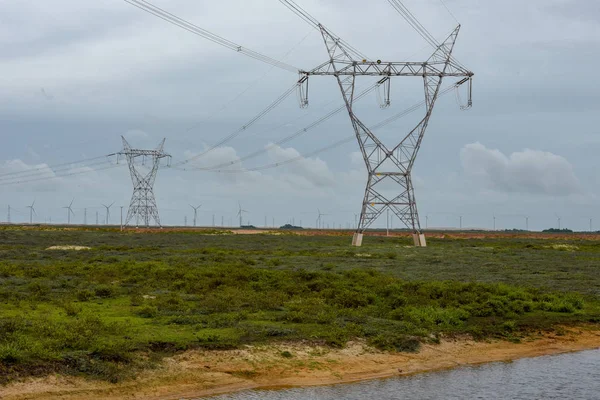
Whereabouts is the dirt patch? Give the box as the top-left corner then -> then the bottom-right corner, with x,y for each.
45,245 -> 91,251
2,328 -> 599,400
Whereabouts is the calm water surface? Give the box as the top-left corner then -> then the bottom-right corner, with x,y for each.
205,349 -> 600,400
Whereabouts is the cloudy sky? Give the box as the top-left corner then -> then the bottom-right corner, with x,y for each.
1,0 -> 599,231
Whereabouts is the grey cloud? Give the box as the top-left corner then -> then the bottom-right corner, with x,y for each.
545,0 -> 600,23
460,142 -> 582,196
2,0 -> 600,230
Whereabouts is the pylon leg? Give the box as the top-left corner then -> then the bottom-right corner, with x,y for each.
353,172 -> 425,247
352,233 -> 363,247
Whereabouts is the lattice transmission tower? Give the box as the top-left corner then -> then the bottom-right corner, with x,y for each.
296,24 -> 473,247
118,136 -> 171,227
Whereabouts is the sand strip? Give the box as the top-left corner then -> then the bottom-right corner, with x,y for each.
2,328 -> 599,400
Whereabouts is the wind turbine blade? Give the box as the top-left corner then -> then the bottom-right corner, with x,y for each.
109,202 -> 115,208
69,198 -> 75,207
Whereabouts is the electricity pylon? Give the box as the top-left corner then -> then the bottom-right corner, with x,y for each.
118,136 -> 171,227
297,24 -> 473,246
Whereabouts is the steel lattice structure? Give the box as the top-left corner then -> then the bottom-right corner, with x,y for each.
298,24 -> 473,246
118,136 -> 171,227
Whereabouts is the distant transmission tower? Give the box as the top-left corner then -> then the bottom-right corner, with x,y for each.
118,136 -> 171,227
293,20 -> 473,247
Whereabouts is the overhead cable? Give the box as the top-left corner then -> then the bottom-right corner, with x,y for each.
0,155 -> 109,179
173,82 -> 299,167
387,0 -> 468,70
0,163 -> 123,187
0,159 -> 113,184
203,83 -> 457,174
124,0 -> 300,73
278,0 -> 367,60
184,83 -> 380,171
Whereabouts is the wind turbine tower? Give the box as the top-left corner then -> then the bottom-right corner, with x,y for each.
190,204 -> 201,227
63,199 -> 75,225
284,0 -> 474,246
118,136 -> 171,227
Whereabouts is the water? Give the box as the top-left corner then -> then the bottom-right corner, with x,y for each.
206,349 -> 600,400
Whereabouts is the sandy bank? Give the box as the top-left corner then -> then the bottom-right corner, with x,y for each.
3,328 -> 599,400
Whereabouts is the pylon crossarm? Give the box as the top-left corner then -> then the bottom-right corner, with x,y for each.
303,61 -> 471,77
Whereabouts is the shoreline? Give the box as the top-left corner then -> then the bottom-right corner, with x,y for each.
2,328 -> 599,400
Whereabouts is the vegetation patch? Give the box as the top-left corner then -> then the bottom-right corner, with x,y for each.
0,228 -> 598,383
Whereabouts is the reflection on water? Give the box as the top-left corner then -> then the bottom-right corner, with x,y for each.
205,349 -> 600,400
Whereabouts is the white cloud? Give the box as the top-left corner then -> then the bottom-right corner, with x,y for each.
460,142 -> 582,196
0,158 -> 126,196
266,143 -> 335,188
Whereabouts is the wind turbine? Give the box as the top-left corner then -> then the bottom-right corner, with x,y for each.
26,200 -> 36,224
237,202 -> 248,227
189,204 -> 201,227
102,202 -> 115,225
63,198 -> 75,224
316,209 -> 328,229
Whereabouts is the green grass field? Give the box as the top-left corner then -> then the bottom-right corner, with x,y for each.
0,227 -> 599,383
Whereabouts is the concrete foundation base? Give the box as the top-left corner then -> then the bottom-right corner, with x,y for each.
352,233 -> 363,247
413,233 -> 427,247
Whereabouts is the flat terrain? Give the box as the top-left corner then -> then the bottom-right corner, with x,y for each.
0,226 -> 599,385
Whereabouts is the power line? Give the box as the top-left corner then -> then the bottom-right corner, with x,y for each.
439,0 -> 459,24
279,0 -> 367,60
173,82 -> 299,167
387,0 -> 468,71
124,0 -> 300,73
0,155 -> 110,179
0,158 -> 114,184
387,0 -> 440,49
207,84 -> 456,173
180,29 -> 313,137
0,163 -> 123,187
180,82 -> 380,171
